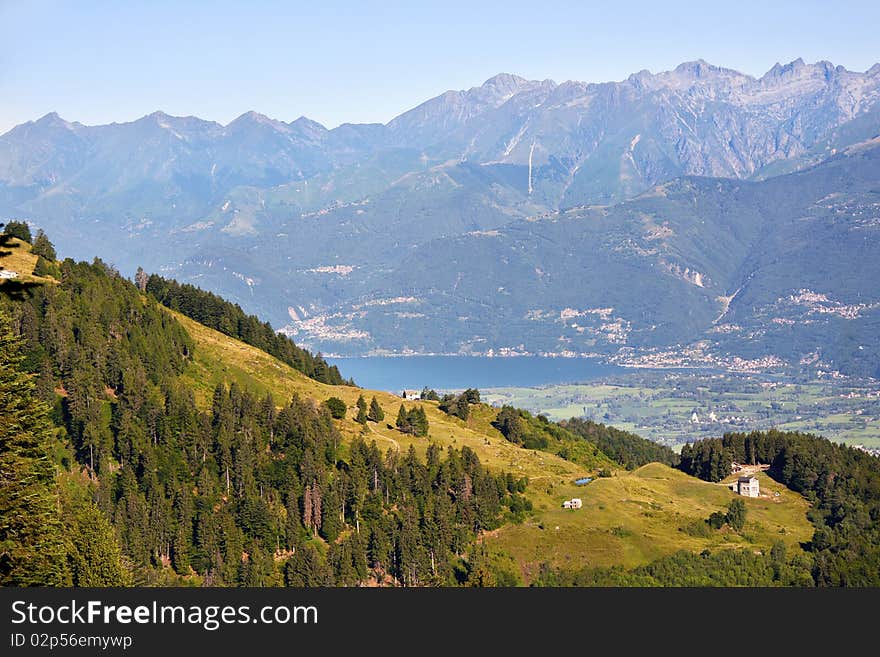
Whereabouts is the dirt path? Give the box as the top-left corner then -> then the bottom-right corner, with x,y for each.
368,424 -> 400,452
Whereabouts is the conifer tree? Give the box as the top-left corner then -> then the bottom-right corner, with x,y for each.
412,406 -> 429,437
368,396 -> 384,423
31,229 -> 56,261
396,404 -> 408,432
62,492 -> 132,586
135,267 -> 148,292
356,394 -> 368,425
0,311 -> 69,585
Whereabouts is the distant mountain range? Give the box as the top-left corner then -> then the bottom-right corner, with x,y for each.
2,59 -> 879,376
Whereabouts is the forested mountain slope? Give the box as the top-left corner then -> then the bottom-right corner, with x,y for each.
1,235 -> 865,587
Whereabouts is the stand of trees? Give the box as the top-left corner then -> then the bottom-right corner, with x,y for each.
367,396 -> 385,423
438,388 -> 480,421
0,310 -> 129,586
396,404 -> 429,437
3,220 -> 32,243
533,544 -> 813,587
492,406 -> 612,470
560,418 -> 679,469
144,274 -> 349,386
1,251 -> 529,586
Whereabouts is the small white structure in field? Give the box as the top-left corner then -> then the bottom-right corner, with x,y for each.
736,476 -> 760,498
690,412 -> 699,424
401,389 -> 421,400
562,500 -> 572,509
562,498 -> 583,510
0,270 -> 19,279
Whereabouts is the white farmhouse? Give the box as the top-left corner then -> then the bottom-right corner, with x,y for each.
735,476 -> 760,498
401,389 -> 421,401
0,270 -> 19,279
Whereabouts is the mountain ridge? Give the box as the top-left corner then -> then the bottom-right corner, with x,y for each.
2,58 -> 879,373
10,58 -> 878,136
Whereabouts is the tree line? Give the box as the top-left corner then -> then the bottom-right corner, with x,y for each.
144,273 -> 349,386
560,417 -> 679,469
492,406 -> 613,470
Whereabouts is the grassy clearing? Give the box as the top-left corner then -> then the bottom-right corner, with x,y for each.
486,462 -> 813,583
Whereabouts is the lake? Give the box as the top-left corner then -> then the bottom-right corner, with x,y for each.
326,355 -> 625,392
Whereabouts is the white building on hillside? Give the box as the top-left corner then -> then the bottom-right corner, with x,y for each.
0,270 -> 19,279
401,389 -> 421,401
735,476 -> 760,497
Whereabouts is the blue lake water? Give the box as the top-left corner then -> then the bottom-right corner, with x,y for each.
326,355 -> 625,392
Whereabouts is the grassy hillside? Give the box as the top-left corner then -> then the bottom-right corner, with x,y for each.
0,236 -> 53,285
175,310 -> 594,481
173,309 -> 814,582
485,463 -> 813,583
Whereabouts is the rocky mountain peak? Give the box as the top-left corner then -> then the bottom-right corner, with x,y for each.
227,110 -> 292,134
674,59 -> 715,77
32,111 -> 78,131
762,57 -> 817,82
480,73 -> 530,93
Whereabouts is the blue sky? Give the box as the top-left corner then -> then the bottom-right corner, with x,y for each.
2,0 -> 879,133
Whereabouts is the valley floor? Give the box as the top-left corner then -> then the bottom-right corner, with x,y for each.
483,370 -> 880,451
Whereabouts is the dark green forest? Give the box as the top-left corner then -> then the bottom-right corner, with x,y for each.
0,255 -> 529,586
144,273 -> 348,386
492,406 -> 612,469
559,417 -> 679,469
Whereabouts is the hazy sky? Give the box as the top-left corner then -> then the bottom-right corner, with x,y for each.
2,0 -> 879,133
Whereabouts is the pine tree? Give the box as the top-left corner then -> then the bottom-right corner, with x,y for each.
396,404 -> 408,433
0,310 -> 69,585
454,394 -> 470,421
368,396 -> 384,423
62,491 -> 132,586
462,388 -> 481,404
726,498 -> 747,532
412,406 -> 429,437
31,229 -> 57,261
323,397 -> 346,419
356,394 -> 368,425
